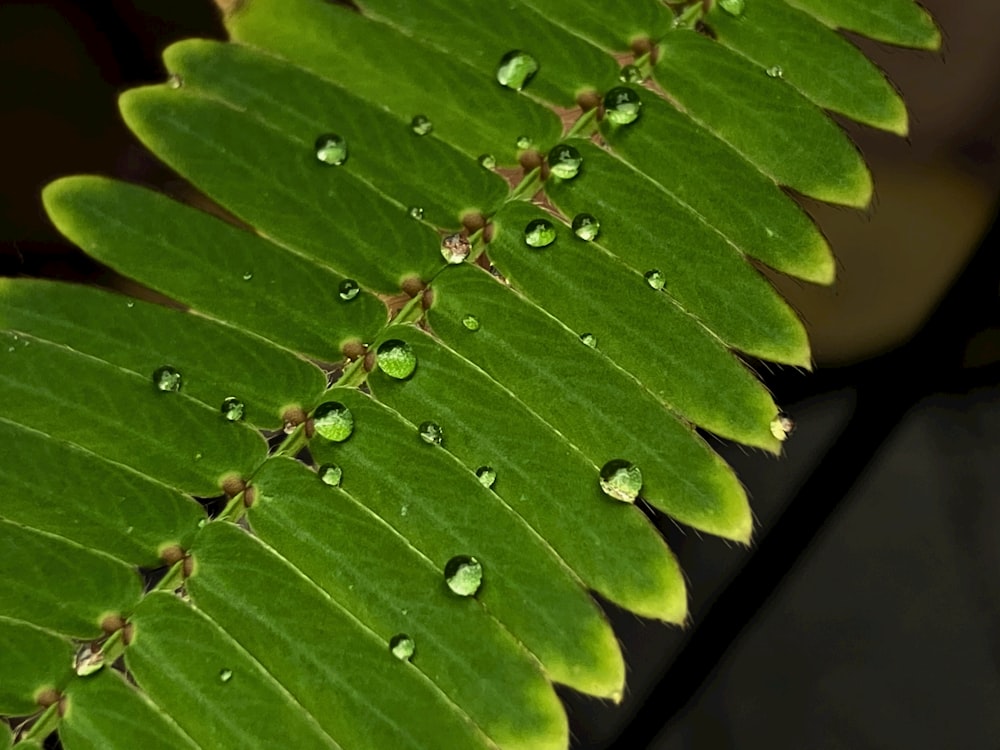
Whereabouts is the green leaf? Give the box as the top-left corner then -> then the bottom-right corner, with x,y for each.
514,0 -> 674,51
0,619 -> 74,715
783,0 -> 941,49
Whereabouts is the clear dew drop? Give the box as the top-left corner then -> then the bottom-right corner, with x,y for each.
339,279 -> 360,301
495,50 -> 539,91
410,114 -> 433,136
418,421 -> 443,445
242,270 -> 253,281
389,633 -> 415,661
644,269 -> 666,291
580,332 -> 598,348
547,143 -> 583,180
408,206 -> 424,220
571,213 -> 600,241
313,402 -> 355,442
74,645 -> 105,677
478,153 -> 496,170
766,65 -> 784,79
524,218 -> 556,249
444,555 -> 483,597
770,411 -> 795,441
318,464 -> 343,487
167,73 -> 184,89
719,0 -> 746,16
441,233 -> 471,264
152,365 -> 182,393
218,668 -> 233,683
516,135 -> 533,150
220,397 -> 245,422
314,133 -> 348,166
599,459 -> 643,503
619,64 -> 643,84
462,314 -> 481,332
126,300 -> 135,308
376,339 -> 417,380
475,465 -> 497,489
603,87 -> 643,125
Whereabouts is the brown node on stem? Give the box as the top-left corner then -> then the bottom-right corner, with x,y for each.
518,149 -> 543,173
631,37 -> 658,63
160,544 -> 185,566
101,614 -> 126,635
482,222 -> 496,245
221,475 -> 246,498
400,276 -> 426,298
577,90 -> 602,112
421,287 -> 435,310
122,622 -> 135,645
242,486 -> 257,508
341,339 -> 367,361
462,212 -> 487,233
281,405 -> 307,431
182,554 -> 195,578
36,688 -> 61,708
363,350 -> 377,372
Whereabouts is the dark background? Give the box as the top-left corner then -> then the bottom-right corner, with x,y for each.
1,1 -> 998,747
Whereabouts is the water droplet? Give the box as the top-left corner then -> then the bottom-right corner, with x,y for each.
441,233 -> 471,264
313,402 -> 354,442
194,452 -> 203,461
571,213 -> 600,241
766,65 -> 784,79
242,270 -> 253,281
495,50 -> 539,91
410,114 -> 433,136
475,466 -> 497,489
314,133 -> 348,166
462,314 -> 481,332
603,87 -> 642,125
418,421 -> 443,445
167,73 -> 184,89
718,0 -> 745,16
220,397 -> 245,422
74,645 -> 105,677
770,411 -> 795,441
524,218 -> 556,249
376,340 -> 417,380
153,365 -> 182,393
644,269 -> 665,291
444,555 -> 483,596
218,668 -> 233,683
318,464 -> 343,487
126,300 -> 135,309
547,143 -> 583,180
197,517 -> 207,529
389,633 -> 415,661
580,332 -> 598,348
339,279 -> 360,301
619,64 -> 643,84
400,504 -> 409,517
599,459 -> 643,503
478,153 -> 496,170
408,206 -> 424,220
516,135 -> 533,150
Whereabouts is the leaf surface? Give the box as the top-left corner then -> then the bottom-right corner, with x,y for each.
783,0 -> 941,49
0,619 -> 73,715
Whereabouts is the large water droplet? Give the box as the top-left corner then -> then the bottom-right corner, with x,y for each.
599,459 -> 643,503
524,218 -> 556,249
644,269 -> 665,290
389,633 -> 415,661
153,365 -> 182,393
314,133 -> 348,166
376,340 -> 417,380
516,135 -> 533,150
74,645 -> 105,677
548,144 -> 583,180
496,50 -> 539,91
220,397 -> 245,422
339,279 -> 361,301
770,411 -> 795,441
408,206 -> 424,220
571,213 -> 600,241
444,555 -> 483,596
318,464 -> 343,487
475,465 -> 497,489
218,668 -> 233,683
580,332 -> 598,348
462,314 -> 481,332
441,233 -> 471,264
603,87 -> 642,125
313,402 -> 355,442
619,64 -> 643,84
718,0 -> 746,16
478,154 -> 496,170
766,65 -> 784,79
410,114 -> 433,136
418,421 -> 443,445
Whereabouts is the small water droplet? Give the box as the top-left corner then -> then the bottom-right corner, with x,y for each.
389,633 -> 415,661
547,143 -> 583,180
524,218 -> 556,249
766,65 -> 784,79
599,459 -> 643,503
194,452 -> 203,461
74,645 -> 105,677
218,668 -> 233,683
410,114 -> 433,136
408,206 -> 424,220
475,466 -> 497,489
242,270 -> 253,281
580,332 -> 598,348
718,0 -> 746,16
644,269 -> 665,290
462,314 -> 481,332
152,365 -> 182,393
126,300 -> 135,308
376,340 -> 417,380
441,233 -> 471,264
619,64 -> 643,84
478,153 -> 496,170
603,87 -> 642,125
313,402 -> 354,442
339,279 -> 360,300
220,397 -> 245,422
314,133 -> 348,166
197,517 -> 207,529
571,213 -> 600,241
444,555 -> 483,596
770,411 -> 795,441
418,421 -> 443,445
167,73 -> 184,89
400,504 -> 409,516
516,135 -> 533,150
318,464 -> 343,487
496,50 -> 539,91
